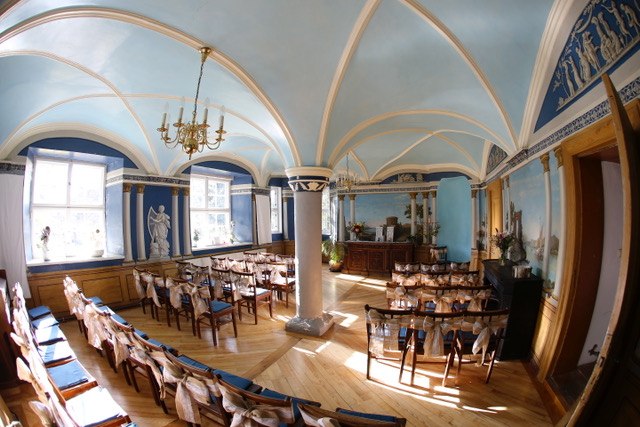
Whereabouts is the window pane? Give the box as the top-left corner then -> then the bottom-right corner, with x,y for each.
31,207 -> 66,259
322,188 -> 330,234
64,209 -> 105,257
191,177 -> 205,209
33,160 -> 67,205
70,163 -> 104,206
270,187 -> 281,233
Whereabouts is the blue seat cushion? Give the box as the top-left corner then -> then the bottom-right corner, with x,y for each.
47,360 -> 90,390
212,369 -> 253,390
209,300 -> 232,313
28,305 -> 51,320
34,324 -> 66,345
336,408 -> 400,423
177,355 -> 211,372
134,329 -> 149,340
31,314 -> 59,329
39,341 -> 75,365
259,388 -> 314,422
87,296 -> 104,306
146,338 -> 176,355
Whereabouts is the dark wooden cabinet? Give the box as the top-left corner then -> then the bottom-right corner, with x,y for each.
483,260 -> 543,360
344,242 -> 413,275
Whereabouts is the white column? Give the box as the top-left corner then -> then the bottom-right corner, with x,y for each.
135,184 -> 146,261
252,193 -> 258,244
182,188 -> 192,256
349,194 -> 356,240
283,196 -> 289,240
171,187 -> 181,257
338,194 -> 345,241
123,183 -> 133,262
285,167 -> 334,337
553,147 -> 566,299
504,177 -> 511,232
431,191 -> 438,245
410,192 -> 417,236
471,189 -> 478,250
422,192 -> 429,244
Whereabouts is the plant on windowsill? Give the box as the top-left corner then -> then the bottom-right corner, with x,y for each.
321,239 -> 347,272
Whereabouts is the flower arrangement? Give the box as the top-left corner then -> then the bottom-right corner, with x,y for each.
347,221 -> 365,237
490,228 -> 515,264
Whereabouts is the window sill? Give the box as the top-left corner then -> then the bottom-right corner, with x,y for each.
27,254 -> 124,267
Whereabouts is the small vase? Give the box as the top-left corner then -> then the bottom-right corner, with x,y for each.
499,251 -> 507,266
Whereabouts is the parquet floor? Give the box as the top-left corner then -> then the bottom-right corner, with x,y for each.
2,269 -> 551,426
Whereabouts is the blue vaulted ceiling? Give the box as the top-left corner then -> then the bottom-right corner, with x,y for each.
0,0 -> 576,185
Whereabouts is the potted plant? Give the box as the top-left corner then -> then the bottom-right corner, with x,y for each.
321,239 -> 347,272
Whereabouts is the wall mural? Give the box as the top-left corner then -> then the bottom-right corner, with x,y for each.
535,0 -> 640,131
486,144 -> 508,175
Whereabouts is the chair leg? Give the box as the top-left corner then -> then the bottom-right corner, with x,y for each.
254,302 -> 258,325
268,296 -> 273,318
366,354 -> 371,380
122,361 -> 132,386
141,298 -> 146,315
231,311 -> 238,337
166,305 -> 172,327
191,310 -> 196,336
410,338 -> 418,386
175,310 -> 181,331
485,350 -> 497,383
211,316 -> 218,346
129,364 -> 140,393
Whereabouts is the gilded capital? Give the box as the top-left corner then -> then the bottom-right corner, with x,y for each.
182,188 -> 190,197
123,182 -> 132,193
348,194 -> 356,201
135,184 -> 145,194
409,192 -> 418,200
554,146 -> 564,168
171,186 -> 180,196
421,192 -> 429,199
471,189 -> 478,198
338,194 -> 345,201
540,153 -> 550,173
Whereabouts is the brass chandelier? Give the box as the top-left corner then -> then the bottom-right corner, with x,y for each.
337,153 -> 359,192
157,47 -> 226,159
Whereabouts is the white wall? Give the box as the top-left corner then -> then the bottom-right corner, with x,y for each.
578,161 -> 622,365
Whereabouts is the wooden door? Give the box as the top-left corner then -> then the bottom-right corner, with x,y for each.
486,179 -> 503,259
568,75 -> 640,424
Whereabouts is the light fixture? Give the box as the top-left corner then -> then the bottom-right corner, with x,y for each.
157,46 -> 226,159
337,153 -> 359,192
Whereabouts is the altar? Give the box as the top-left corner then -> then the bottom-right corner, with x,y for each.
343,241 -> 414,275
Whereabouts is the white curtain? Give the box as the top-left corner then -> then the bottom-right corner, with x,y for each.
0,173 -> 30,297
255,194 -> 272,245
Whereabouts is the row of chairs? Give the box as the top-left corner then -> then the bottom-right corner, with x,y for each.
133,266 -> 237,345
391,270 -> 481,287
7,280 -> 132,427
62,276 -> 407,426
386,282 -> 494,312
394,260 -> 470,275
365,305 -> 510,387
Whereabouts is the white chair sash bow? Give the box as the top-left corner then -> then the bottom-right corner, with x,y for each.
366,310 -> 411,356
219,384 -> 294,427
420,317 -> 455,357
161,361 -> 217,424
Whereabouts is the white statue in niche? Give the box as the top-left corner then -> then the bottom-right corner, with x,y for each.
148,205 -> 170,258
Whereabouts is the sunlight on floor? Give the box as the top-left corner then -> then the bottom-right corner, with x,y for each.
293,346 -> 317,357
462,405 -> 499,414
313,341 -> 332,354
335,273 -> 366,281
328,310 -> 359,327
487,406 -> 508,411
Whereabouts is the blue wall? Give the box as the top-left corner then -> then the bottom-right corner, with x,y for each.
231,194 -> 253,243
20,137 -> 137,169
437,177 -> 471,262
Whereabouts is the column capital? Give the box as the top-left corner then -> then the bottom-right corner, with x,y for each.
171,186 -> 180,196
285,167 -> 332,192
421,191 -> 429,199
338,194 -> 345,201
348,194 -> 356,201
540,153 -> 550,173
431,190 -> 437,198
182,188 -> 190,197
471,189 -> 478,198
553,146 -> 564,168
135,183 -> 145,194
409,192 -> 418,200
123,182 -> 132,193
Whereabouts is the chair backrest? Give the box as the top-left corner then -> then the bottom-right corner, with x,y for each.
298,403 -> 406,427
385,282 -> 421,309
190,264 -> 211,286
456,285 -> 493,311
364,305 -> 414,357
176,261 -> 194,280
393,261 -> 420,274
217,376 -> 296,425
430,246 -> 448,262
411,310 -> 464,357
165,276 -> 190,310
449,261 -> 470,272
419,285 -> 460,313
133,267 -> 147,299
210,256 -> 229,269
450,270 -> 481,286
421,271 -> 451,286
460,309 -> 510,361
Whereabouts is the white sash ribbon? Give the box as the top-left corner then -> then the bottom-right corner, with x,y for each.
161,360 -> 217,424
366,310 -> 412,356
84,304 -> 107,349
219,384 -> 294,427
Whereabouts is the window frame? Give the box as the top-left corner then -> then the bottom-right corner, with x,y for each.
190,173 -> 232,249
321,187 -> 331,235
29,156 -> 106,262
270,186 -> 282,233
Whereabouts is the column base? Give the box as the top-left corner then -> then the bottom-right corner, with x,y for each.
285,312 -> 334,337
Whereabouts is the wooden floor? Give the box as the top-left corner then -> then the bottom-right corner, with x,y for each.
2,269 -> 551,426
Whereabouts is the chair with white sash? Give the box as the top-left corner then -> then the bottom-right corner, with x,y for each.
364,305 -> 414,381
298,403 -> 407,427
456,309 -> 509,383
399,310 -> 463,387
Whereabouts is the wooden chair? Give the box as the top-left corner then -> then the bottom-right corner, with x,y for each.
140,271 -> 165,321
231,270 -> 273,324
190,281 -> 238,346
176,260 -> 195,280
420,271 -> 451,286
210,256 -> 229,269
385,282 -> 421,310
454,285 -> 494,312
399,310 -> 463,387
393,261 -> 420,274
450,270 -> 481,286
298,403 -> 407,427
132,267 -> 151,315
217,375 -> 320,426
268,262 -> 296,308
418,285 -> 459,312
165,276 -> 195,335
364,305 -> 413,381
456,309 -> 510,383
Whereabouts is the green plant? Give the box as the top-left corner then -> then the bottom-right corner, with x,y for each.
321,239 -> 346,262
